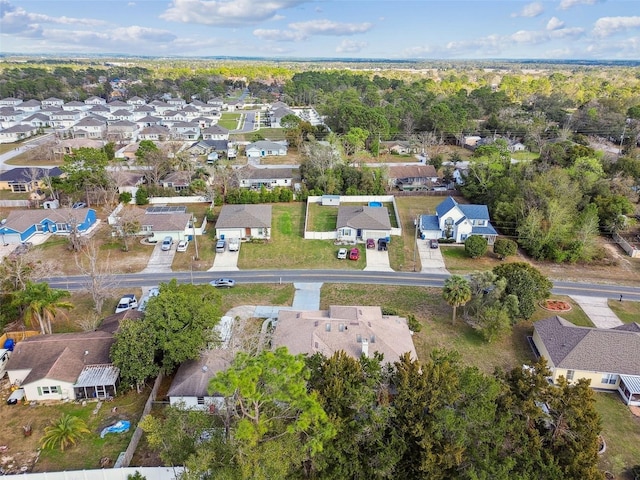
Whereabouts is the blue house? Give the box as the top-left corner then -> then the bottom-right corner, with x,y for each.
418,196 -> 497,245
0,208 -> 97,244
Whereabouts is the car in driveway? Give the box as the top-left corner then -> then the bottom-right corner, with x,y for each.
138,286 -> 160,312
337,248 -> 347,259
377,238 -> 388,251
7,388 -> 25,405
211,278 -> 236,288
349,248 -> 360,260
72,201 -> 87,209
115,294 -> 138,313
215,239 -> 226,253
176,239 -> 189,252
161,236 -> 173,251
366,238 -> 375,249
430,239 -> 439,249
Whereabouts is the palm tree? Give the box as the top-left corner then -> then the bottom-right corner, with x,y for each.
40,414 -> 90,451
15,282 -> 74,334
442,275 -> 472,325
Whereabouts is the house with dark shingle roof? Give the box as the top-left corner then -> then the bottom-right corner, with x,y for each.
215,204 -> 272,240
336,205 -> 392,242
533,316 -> 640,406
5,331 -> 120,402
0,167 -> 63,192
388,164 -> 439,191
418,196 -> 497,245
113,206 -> 193,243
238,165 -> 294,190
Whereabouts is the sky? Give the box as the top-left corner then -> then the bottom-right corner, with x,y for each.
1,0 -> 639,60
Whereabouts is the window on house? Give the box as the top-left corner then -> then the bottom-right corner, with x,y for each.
41,386 -> 60,395
142,225 -> 152,232
566,370 -> 575,381
197,397 -> 205,405
601,374 -> 618,385
55,223 -> 69,232
12,184 -> 27,192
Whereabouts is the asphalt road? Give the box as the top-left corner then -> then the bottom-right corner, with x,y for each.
42,269 -> 640,301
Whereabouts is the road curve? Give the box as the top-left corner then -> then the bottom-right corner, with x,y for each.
41,269 -> 640,301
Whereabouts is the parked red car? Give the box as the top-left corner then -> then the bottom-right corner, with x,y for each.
349,248 -> 360,260
366,238 -> 375,249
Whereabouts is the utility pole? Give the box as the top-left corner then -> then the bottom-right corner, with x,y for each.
192,214 -> 199,261
413,213 -> 419,272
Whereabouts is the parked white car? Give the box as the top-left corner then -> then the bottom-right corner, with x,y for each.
176,240 -> 189,252
115,294 -> 138,314
138,287 -> 160,312
228,238 -> 239,252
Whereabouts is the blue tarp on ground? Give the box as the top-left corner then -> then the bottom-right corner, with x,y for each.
100,420 -> 131,438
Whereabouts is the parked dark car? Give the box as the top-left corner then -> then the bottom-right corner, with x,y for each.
377,238 -> 388,251
366,238 -> 375,249
349,248 -> 360,260
430,239 -> 439,249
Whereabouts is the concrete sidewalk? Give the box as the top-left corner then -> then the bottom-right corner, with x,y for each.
570,296 -> 623,328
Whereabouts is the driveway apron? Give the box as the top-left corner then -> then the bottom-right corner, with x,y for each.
209,250 -> 239,271
364,247 -> 393,272
416,238 -> 449,273
570,296 -> 623,328
142,242 -> 176,273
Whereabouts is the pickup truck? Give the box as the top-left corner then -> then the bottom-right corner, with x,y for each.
228,238 -> 240,252
115,294 -> 138,314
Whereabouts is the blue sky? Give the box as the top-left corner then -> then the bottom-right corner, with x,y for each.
1,0 -> 639,59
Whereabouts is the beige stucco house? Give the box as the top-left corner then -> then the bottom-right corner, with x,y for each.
273,305 -> 418,365
336,205 -> 392,242
533,316 -> 640,406
215,204 -> 272,240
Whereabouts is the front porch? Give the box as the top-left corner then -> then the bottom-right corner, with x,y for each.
73,364 -> 120,400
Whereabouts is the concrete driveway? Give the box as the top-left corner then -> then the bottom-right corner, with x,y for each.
364,246 -> 393,272
210,249 -> 239,271
570,296 -> 623,328
142,242 -> 176,273
416,239 -> 449,273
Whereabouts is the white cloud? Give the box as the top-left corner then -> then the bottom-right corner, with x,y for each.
546,16 -> 565,31
559,0 -> 599,10
253,19 -> 372,42
160,0 -> 309,27
585,36 -> 640,58
511,25 -> 583,44
127,2 -> 136,6
336,40 -> 367,53
593,16 -> 640,37
511,2 -> 544,18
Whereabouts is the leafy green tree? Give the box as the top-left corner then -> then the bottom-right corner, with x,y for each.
14,282 -> 73,334
40,414 -> 90,451
442,275 -> 472,324
145,280 -> 222,373
464,235 -> 488,258
493,237 -> 517,259
126,472 -> 147,480
342,127 -> 369,156
208,347 -> 335,479
136,140 -> 159,161
493,262 -> 552,319
111,318 -> 159,392
307,352 -> 403,479
59,147 -> 110,202
118,191 -> 132,203
135,186 -> 149,205
140,405 -> 217,466
475,305 -> 512,342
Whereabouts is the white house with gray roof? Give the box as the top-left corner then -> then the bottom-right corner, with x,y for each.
245,140 -> 287,158
215,204 -> 272,240
533,316 -> 640,406
336,205 -> 392,242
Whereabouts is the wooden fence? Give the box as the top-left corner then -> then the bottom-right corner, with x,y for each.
0,330 -> 40,347
114,373 -> 164,468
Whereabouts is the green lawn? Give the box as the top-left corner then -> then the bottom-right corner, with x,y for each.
307,203 -> 338,231
218,113 -> 241,130
595,392 -> 640,478
607,299 -> 640,324
237,203 -> 365,270
511,151 -> 540,161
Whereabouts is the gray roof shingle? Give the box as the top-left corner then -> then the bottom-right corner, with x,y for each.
215,204 -> 272,229
336,205 -> 391,230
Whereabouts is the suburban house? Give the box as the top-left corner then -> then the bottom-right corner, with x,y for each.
273,306 -> 418,365
387,164 -> 440,191
5,331 -> 120,401
418,196 -> 497,245
112,205 -> 194,243
245,141 -> 287,158
238,165 -> 294,190
0,167 -> 63,192
0,207 -> 98,244
381,140 -> 416,155
336,205 -> 392,242
0,124 -> 38,143
167,316 -> 235,411
161,171 -> 192,192
532,316 -> 640,406
201,125 -> 229,141
215,204 -> 272,240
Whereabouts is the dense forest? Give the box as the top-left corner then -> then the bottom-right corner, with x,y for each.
140,348 -> 603,480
